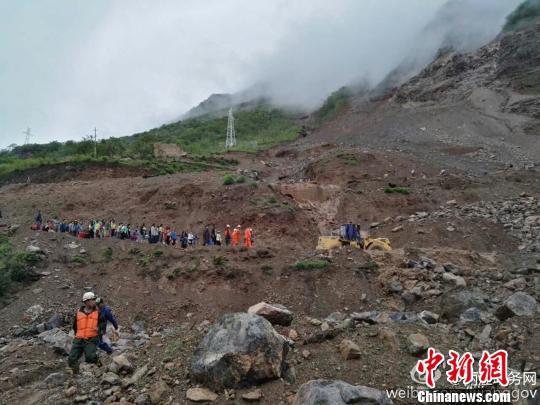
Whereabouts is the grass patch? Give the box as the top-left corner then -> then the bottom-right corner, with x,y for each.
366,258 -> 379,270
213,256 -> 225,266
290,259 -> 329,270
166,267 -> 182,280
314,87 -> 352,125
103,247 -> 113,260
0,235 -> 42,295
337,153 -> 359,165
223,174 -> 235,185
138,255 -> 151,267
71,255 -> 87,265
384,186 -> 410,195
223,174 -> 248,185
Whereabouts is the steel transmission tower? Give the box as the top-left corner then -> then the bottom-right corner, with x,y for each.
225,108 -> 236,148
23,127 -> 32,144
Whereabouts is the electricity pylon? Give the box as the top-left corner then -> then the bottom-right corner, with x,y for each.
225,108 -> 236,148
23,127 -> 32,144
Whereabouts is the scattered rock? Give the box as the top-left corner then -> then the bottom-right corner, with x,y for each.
503,277 -> 526,290
242,389 -> 263,402
25,305 -> 44,322
391,225 -> 403,233
419,310 -> 439,324
65,386 -> 77,397
102,372 -> 121,386
288,329 -> 299,341
149,380 -> 169,404
26,245 -> 42,253
113,353 -> 133,372
38,328 -> 72,355
123,365 -> 148,387
131,321 -> 146,335
460,307 -> 483,324
293,379 -> 393,405
442,272 -> 466,287
350,311 -> 379,325
134,393 -> 151,405
186,387 -> 218,402
324,312 -> 347,325
191,313 -> 289,389
406,333 -> 429,355
378,328 -> 399,351
43,372 -> 67,388
339,339 -> 361,360
247,302 -> 293,326
495,292 -> 537,320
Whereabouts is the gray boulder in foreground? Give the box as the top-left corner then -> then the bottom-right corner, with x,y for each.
496,291 -> 537,320
191,313 -> 289,389
293,379 -> 393,405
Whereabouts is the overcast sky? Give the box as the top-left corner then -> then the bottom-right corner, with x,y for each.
0,0 -> 520,148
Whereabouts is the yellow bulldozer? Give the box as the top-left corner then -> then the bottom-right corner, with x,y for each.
316,224 -> 392,251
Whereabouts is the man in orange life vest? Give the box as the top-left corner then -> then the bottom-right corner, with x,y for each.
232,225 -> 241,247
68,292 -> 106,372
244,227 -> 253,248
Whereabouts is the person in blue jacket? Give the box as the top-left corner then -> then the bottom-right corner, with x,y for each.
95,297 -> 119,354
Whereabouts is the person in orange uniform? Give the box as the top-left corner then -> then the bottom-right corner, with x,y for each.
244,227 -> 253,248
68,292 -> 106,372
232,225 -> 241,247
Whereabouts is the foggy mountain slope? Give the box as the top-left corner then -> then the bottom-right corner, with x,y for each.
372,0 -> 523,96
181,0 -> 521,121
304,21 -> 540,175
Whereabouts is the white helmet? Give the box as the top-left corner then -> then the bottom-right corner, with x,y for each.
82,292 -> 96,302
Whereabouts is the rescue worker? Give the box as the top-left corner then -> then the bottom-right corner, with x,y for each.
68,292 -> 106,372
35,210 -> 42,229
224,225 -> 232,246
232,225 -> 241,247
95,297 -> 119,354
244,227 -> 253,248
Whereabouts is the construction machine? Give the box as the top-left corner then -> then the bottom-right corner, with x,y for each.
316,224 -> 392,251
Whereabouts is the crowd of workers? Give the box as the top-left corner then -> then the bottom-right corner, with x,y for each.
33,210 -> 254,248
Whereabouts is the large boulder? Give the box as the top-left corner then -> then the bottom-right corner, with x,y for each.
247,302 -> 293,326
38,328 -> 72,355
191,313 -> 289,389
495,292 -> 537,320
438,289 -> 487,321
293,379 -> 393,405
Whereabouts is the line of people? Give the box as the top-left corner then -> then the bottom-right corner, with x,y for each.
203,224 -> 253,247
32,211 -> 255,249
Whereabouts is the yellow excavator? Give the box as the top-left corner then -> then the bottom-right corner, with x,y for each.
316,224 -> 392,251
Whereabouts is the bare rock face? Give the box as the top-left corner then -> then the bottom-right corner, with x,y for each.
190,313 -> 289,390
293,379 -> 393,405
247,302 -> 294,326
